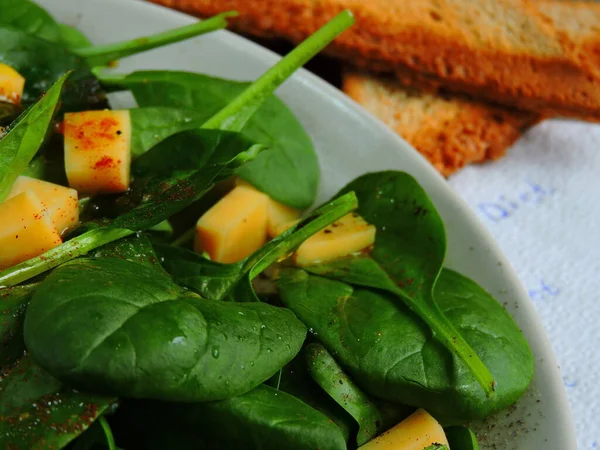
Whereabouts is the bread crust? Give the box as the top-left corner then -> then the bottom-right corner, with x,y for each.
343,71 -> 540,176
150,0 -> 600,120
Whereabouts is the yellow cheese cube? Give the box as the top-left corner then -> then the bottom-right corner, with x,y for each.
8,176 -> 79,236
358,409 -> 449,450
267,200 -> 301,239
194,185 -> 269,263
0,192 -> 62,270
234,177 -> 252,188
294,213 -> 376,266
63,110 -> 131,194
234,177 -> 302,238
273,219 -> 300,238
0,63 -> 25,105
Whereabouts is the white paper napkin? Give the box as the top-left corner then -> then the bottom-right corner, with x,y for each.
448,119 -> 600,449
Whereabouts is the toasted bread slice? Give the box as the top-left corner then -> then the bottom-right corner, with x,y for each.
150,0 -> 600,120
343,71 -> 540,176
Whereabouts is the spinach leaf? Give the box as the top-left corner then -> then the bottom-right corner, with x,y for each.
0,0 -> 61,42
123,10 -> 353,215
24,257 -> 307,402
0,28 -> 106,111
129,107 -> 206,158
74,13 -> 235,68
0,284 -> 36,369
0,356 -> 115,450
156,246 -> 245,300
444,426 -> 479,450
0,0 -> 91,52
102,70 -> 318,208
305,342 -> 383,446
102,11 -> 354,208
123,129 -> 261,219
267,352 -> 354,443
113,385 -> 347,450
156,191 -> 358,300
317,171 -> 495,396
89,234 -> 165,271
276,268 -> 534,420
58,24 -> 93,50
112,140 -> 261,231
424,446 -> 449,450
304,256 -> 398,292
0,73 -> 69,201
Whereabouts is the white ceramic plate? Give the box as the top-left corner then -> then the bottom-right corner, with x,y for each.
35,0 -> 576,447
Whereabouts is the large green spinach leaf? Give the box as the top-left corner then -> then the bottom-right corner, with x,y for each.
0,0 -> 61,42
131,127 -> 258,182
0,356 -> 115,450
111,137 -> 261,231
277,268 -> 533,420
113,385 -> 347,450
102,71 -> 318,208
0,73 -> 69,201
313,171 -> 495,395
24,258 -> 306,402
0,28 -> 106,111
129,107 -> 206,158
0,237 -> 159,450
305,342 -> 383,446
100,9 -> 354,190
89,234 -> 165,272
0,0 -> 91,54
58,24 -> 93,50
102,129 -> 260,220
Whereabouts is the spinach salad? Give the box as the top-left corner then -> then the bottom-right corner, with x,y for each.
0,1 -> 534,449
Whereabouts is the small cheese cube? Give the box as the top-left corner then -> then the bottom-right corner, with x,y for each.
0,63 -> 25,105
273,219 -> 300,238
267,200 -> 301,239
234,177 -> 302,238
64,110 -> 131,194
294,213 -> 376,266
358,409 -> 449,450
195,185 -> 269,263
7,176 -> 79,236
0,192 -> 62,270
234,177 -> 252,188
